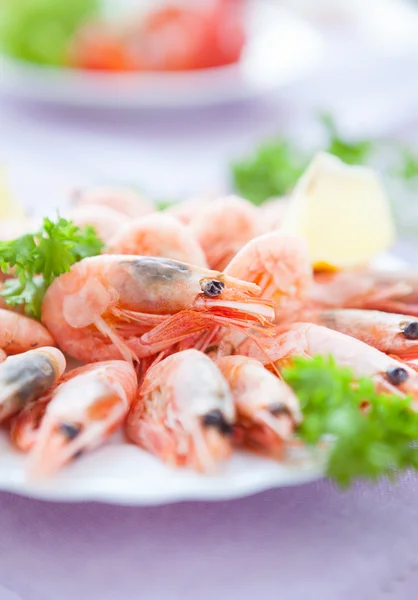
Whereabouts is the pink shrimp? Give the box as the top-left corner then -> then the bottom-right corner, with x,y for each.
41,255 -> 274,364
259,197 -> 290,233
11,365 -> 86,452
309,268 -> 418,315
238,322 -> 418,403
69,204 -> 128,243
301,308 -> 418,360
126,349 -> 234,472
165,192 -> 218,226
27,360 -> 137,478
216,356 -> 301,459
188,195 -> 261,270
107,213 -> 207,267
224,232 -> 313,320
71,185 -> 155,218
0,308 -> 55,355
196,232 -> 312,360
0,347 -> 65,423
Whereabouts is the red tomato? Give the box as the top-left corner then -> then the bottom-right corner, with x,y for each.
126,7 -> 208,71
127,0 -> 246,71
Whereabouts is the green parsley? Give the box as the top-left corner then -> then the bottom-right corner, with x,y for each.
0,216 -> 104,319
392,145 -> 418,180
282,355 -> 418,488
230,139 -> 308,205
320,113 -> 374,166
155,199 -> 176,211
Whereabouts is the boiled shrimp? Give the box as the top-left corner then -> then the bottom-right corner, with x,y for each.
188,195 -> 261,270
302,308 -> 418,360
107,213 -> 207,267
72,185 -> 155,218
238,322 -> 418,402
216,355 -> 301,459
126,349 -> 234,472
69,204 -> 128,243
0,308 -> 55,355
259,197 -> 290,233
27,360 -> 137,477
309,268 -> 418,315
224,232 -> 313,320
0,347 -> 65,423
11,365 -> 86,452
165,192 -> 216,225
198,232 -> 312,359
41,255 -> 274,364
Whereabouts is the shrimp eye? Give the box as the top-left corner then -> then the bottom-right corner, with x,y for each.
59,422 -> 81,440
386,367 -> 409,386
268,403 -> 291,417
403,322 -> 418,340
201,280 -> 225,297
202,409 -> 233,435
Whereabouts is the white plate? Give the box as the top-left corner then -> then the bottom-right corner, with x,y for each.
0,253 -> 405,506
0,433 -> 326,505
0,4 -> 324,108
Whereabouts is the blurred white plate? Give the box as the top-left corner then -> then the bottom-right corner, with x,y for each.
0,4 -> 324,108
0,433 -> 326,505
0,251 -> 404,505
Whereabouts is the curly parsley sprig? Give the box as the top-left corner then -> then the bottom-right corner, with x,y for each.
0,216 -> 104,319
282,355 -> 418,488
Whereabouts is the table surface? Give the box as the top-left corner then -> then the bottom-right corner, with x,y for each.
1,29 -> 418,600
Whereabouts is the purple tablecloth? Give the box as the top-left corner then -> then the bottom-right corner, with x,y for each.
0,476 -> 417,600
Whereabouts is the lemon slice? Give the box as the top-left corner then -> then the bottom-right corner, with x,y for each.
0,166 -> 26,220
282,152 -> 396,269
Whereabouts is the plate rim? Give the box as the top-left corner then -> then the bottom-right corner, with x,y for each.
0,5 -> 325,108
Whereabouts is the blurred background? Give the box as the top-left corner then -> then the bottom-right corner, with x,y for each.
0,0 -> 418,243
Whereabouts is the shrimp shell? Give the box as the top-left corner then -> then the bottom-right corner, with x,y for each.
303,308 -> 418,359
0,308 -> 55,355
27,360 -> 137,478
72,186 -> 155,218
107,213 -> 207,267
0,347 -> 65,422
217,355 -> 301,459
126,349 -> 234,472
238,322 -> 418,402
41,254 -> 273,364
188,195 -> 261,270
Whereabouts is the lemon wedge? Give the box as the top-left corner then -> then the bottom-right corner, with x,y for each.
0,166 -> 26,220
282,152 -> 396,269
